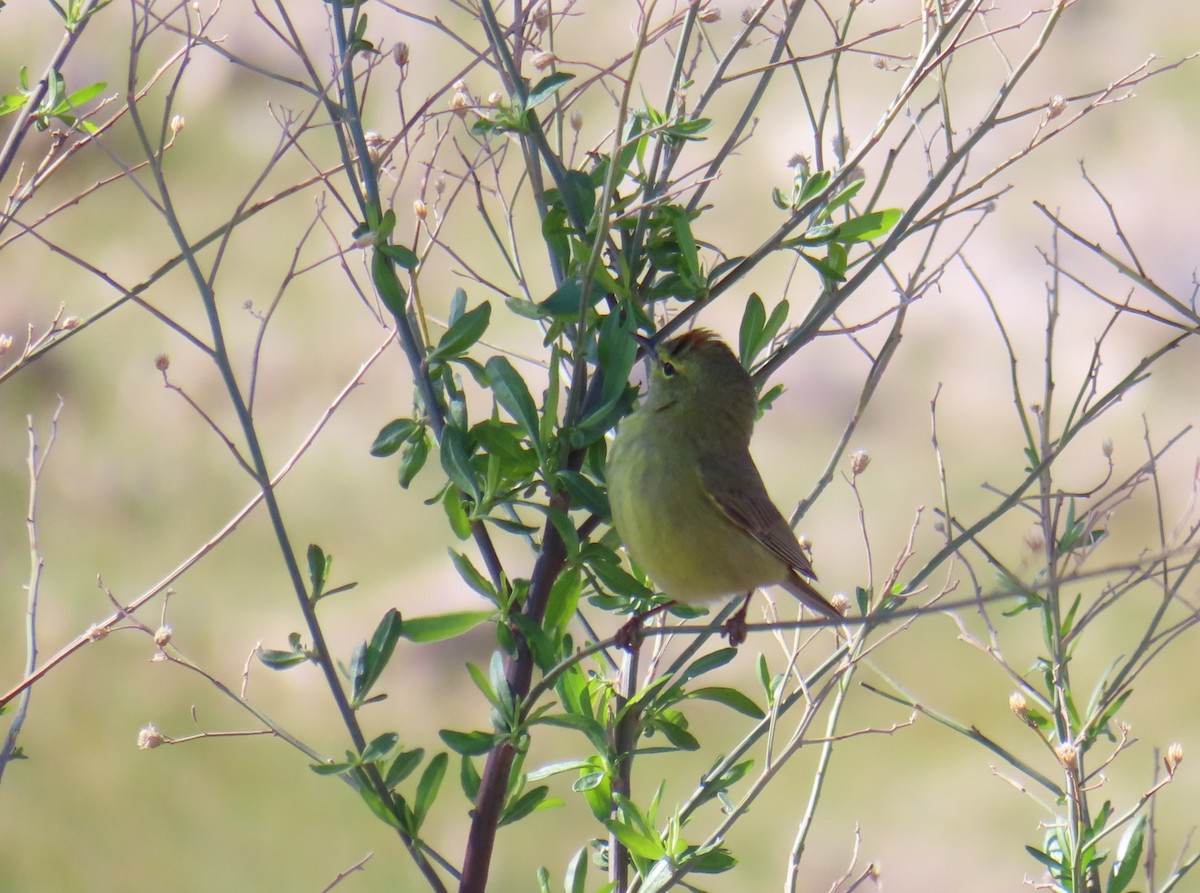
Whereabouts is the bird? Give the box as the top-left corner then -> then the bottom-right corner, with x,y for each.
606,328 -> 844,646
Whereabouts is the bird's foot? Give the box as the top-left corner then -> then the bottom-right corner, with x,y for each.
615,616 -> 645,652
720,592 -> 754,647
615,600 -> 678,652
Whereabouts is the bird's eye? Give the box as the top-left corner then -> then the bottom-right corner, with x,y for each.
661,361 -> 677,377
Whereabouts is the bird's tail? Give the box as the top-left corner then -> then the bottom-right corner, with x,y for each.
780,570 -> 845,622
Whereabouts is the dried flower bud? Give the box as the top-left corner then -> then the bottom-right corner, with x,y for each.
740,7 -> 755,24
850,449 -> 871,476
154,353 -> 170,372
1009,692 -> 1030,724
530,51 -> 558,71
450,90 -> 471,119
393,42 -> 410,67
1046,94 -> 1066,120
872,55 -> 887,69
0,333 -> 12,356
61,315 -> 80,330
434,178 -> 446,196
831,132 -> 851,163
1101,438 -> 1114,459
569,111 -> 583,132
1167,742 -> 1184,775
531,2 -> 550,31
154,625 -> 173,648
169,114 -> 186,136
150,650 -> 168,663
413,198 -> 428,220
138,724 -> 166,750
698,5 -> 721,22
830,592 -> 852,616
487,91 -> 504,107
86,623 -> 108,642
787,153 -> 811,176
1055,742 -> 1078,771
1024,528 -> 1046,554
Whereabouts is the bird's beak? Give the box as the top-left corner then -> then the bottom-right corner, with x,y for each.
632,331 -> 659,360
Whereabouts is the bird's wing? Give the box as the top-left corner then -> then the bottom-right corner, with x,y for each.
697,452 -> 818,580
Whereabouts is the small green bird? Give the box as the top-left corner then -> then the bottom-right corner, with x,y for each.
606,329 -> 843,644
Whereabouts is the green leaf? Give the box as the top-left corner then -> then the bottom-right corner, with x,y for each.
535,713 -> 610,754
307,544 -> 330,601
542,566 -> 582,640
430,301 -> 491,361
738,294 -> 767,366
665,206 -> 700,281
541,207 -> 571,268
348,640 -> 369,703
796,169 -> 832,207
538,277 -> 598,320
384,748 -> 425,788
606,798 -> 666,859
397,433 -> 430,487
379,242 -> 419,269
1107,814 -> 1144,893
564,846 -> 588,893
488,649 -> 515,721
505,295 -> 546,321
796,250 -> 847,282
686,686 -> 765,719
679,648 -> 737,685
572,771 -> 606,792
63,79 -> 107,108
361,732 -> 400,764
0,91 -> 28,116
413,752 -> 448,831
596,310 -> 638,407
499,786 -> 552,826
450,551 -> 498,602
352,609 -> 402,705
372,249 -> 407,317
550,168 -> 598,228
819,177 -> 865,221
442,488 -> 472,540
654,719 -> 700,750
526,759 -> 594,782
762,300 -> 790,353
486,356 -> 540,446
355,774 -> 409,832
448,287 -> 468,326
257,648 -> 310,670
401,610 -> 495,643
440,729 -> 501,756
311,759 -> 355,776
835,208 -> 901,243
756,653 -> 774,703
1025,845 -> 1062,873
467,661 -> 499,707
370,418 -> 418,457
557,470 -> 609,517
460,754 -> 481,801
439,424 -> 480,501
682,843 -> 736,874
525,71 -> 575,111
691,757 -> 755,810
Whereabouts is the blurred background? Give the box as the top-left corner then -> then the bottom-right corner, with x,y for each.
1,1 -> 1198,890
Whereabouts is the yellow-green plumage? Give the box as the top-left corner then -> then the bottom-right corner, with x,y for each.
607,329 -> 841,623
